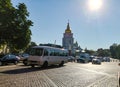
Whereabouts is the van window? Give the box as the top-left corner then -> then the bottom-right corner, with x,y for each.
44,49 -> 48,56
30,48 -> 43,56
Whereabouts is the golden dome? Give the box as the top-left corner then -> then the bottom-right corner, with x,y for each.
65,22 -> 71,33
65,29 -> 71,33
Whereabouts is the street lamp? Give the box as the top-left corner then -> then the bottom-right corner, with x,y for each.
75,49 -> 80,58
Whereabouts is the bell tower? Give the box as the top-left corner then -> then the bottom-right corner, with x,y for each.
62,21 -> 74,55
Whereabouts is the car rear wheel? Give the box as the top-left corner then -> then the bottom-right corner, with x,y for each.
14,61 -> 18,65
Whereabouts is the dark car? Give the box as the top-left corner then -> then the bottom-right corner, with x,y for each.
77,55 -> 90,63
92,58 -> 101,65
0,54 -> 19,66
68,56 -> 75,62
89,56 -> 95,62
103,57 -> 110,62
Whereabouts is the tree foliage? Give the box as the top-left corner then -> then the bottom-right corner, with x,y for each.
0,0 -> 33,53
24,41 -> 37,53
84,48 -> 95,55
97,48 -> 111,57
11,3 -> 33,51
0,0 -> 14,44
110,43 -> 120,59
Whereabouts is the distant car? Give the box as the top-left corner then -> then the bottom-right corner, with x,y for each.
19,53 -> 29,65
68,56 -> 75,62
77,55 -> 90,63
89,56 -> 95,62
92,58 -> 101,64
19,53 -> 29,61
103,57 -> 110,62
0,54 -> 19,66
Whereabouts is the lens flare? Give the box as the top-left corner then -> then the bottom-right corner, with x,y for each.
88,0 -> 103,11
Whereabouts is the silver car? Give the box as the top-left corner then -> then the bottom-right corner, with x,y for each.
92,58 -> 101,65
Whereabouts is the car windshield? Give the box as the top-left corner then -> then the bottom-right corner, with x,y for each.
2,55 -> 9,59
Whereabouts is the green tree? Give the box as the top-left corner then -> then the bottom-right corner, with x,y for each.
0,0 -> 14,47
84,48 -> 95,55
110,43 -> 118,58
11,3 -> 33,52
97,48 -> 110,57
0,1 -> 33,53
117,45 -> 120,60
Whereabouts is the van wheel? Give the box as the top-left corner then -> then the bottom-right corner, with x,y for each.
42,61 -> 48,68
59,61 -> 64,67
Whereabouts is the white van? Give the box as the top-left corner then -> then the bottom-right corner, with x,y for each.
28,46 -> 68,68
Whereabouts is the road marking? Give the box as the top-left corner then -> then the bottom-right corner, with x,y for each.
73,65 -> 118,87
74,65 -> 116,78
87,76 -> 108,87
42,71 -> 58,87
68,62 -> 117,77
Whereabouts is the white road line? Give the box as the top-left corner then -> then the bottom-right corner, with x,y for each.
42,71 -> 58,87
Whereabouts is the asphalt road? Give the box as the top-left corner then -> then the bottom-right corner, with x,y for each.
0,62 -> 119,87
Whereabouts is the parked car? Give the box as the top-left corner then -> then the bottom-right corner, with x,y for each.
68,56 -> 75,62
103,57 -> 110,62
0,54 -> 19,66
77,53 -> 90,63
92,58 -> 101,65
19,53 -> 29,65
89,56 -> 95,62
19,53 -> 29,61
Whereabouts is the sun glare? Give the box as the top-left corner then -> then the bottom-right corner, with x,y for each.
88,0 -> 103,11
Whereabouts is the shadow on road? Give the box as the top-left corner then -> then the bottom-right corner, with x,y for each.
0,65 -> 65,74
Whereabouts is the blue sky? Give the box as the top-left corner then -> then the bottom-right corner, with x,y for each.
11,0 -> 120,50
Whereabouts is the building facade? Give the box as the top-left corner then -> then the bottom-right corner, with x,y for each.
62,22 -> 74,51
62,22 -> 82,56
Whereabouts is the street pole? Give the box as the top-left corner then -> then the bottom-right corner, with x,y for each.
118,72 -> 120,87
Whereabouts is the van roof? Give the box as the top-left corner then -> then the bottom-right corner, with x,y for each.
32,46 -> 67,51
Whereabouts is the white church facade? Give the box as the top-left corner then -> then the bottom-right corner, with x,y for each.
62,22 -> 82,56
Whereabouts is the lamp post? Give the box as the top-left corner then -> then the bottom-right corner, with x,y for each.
75,49 -> 80,62
75,50 -> 80,56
